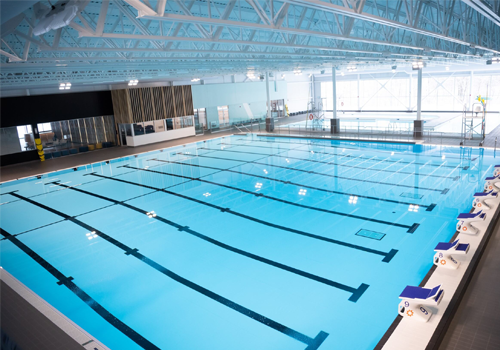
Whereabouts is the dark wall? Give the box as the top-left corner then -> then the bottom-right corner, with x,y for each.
0,91 -> 114,128
1,150 -> 39,167
0,91 -> 114,167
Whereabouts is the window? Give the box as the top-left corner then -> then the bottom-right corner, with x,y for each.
37,122 -> 52,133
217,105 -> 229,127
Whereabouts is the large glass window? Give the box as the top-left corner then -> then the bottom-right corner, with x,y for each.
1,125 -> 34,156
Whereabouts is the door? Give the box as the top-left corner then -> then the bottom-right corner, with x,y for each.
217,105 -> 230,128
119,124 -> 127,146
194,108 -> 206,135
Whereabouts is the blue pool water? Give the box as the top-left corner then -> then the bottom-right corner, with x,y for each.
0,135 -> 495,350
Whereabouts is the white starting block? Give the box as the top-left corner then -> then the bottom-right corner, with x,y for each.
398,285 -> 445,322
493,165 -> 500,177
456,210 -> 486,235
484,175 -> 500,191
472,190 -> 499,210
433,239 -> 470,269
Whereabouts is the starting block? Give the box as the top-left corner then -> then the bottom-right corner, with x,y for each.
398,285 -> 445,322
456,210 -> 486,235
472,190 -> 499,210
493,165 -> 500,177
484,175 -> 500,191
433,239 -> 470,269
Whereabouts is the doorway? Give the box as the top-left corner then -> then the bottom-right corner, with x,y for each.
194,108 -> 206,135
217,105 -> 230,128
271,99 -> 285,119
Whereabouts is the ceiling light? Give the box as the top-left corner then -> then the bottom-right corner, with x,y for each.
293,69 -> 302,75
341,72 -> 345,76
191,78 -> 200,82
445,66 -> 450,71
128,79 -> 138,86
346,65 -> 357,72
412,61 -> 425,70
487,57 -> 499,65
59,82 -> 71,90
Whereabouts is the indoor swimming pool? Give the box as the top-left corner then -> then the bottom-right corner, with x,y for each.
0,135 -> 495,350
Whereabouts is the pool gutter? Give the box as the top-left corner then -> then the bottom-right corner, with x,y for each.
255,133 -> 424,145
0,268 -> 110,350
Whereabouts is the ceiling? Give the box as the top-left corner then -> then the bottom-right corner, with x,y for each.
1,0 -> 499,92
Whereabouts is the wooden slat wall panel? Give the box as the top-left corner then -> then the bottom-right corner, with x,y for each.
183,85 -> 194,115
140,88 -> 155,122
163,86 -> 175,118
128,88 -> 143,123
152,87 -> 165,119
174,86 -> 184,119
111,90 -> 132,124
111,85 -> 195,136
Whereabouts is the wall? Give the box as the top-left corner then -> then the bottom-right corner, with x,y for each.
0,91 -> 114,166
192,81 -> 287,127
111,85 -> 194,124
0,127 -> 22,156
286,81 -> 311,113
0,91 -> 114,128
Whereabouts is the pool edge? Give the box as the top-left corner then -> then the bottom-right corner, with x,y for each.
0,267 -> 110,350
375,202 -> 500,350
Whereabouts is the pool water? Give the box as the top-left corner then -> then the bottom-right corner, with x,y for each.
0,135 -> 494,350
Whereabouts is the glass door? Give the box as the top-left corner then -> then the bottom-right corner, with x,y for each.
194,108 -> 206,135
217,105 -> 230,128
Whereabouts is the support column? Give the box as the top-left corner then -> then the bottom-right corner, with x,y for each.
357,74 -> 360,110
331,67 -> 339,134
408,73 -> 412,111
414,68 -> 423,138
265,72 -> 274,132
469,71 -> 474,110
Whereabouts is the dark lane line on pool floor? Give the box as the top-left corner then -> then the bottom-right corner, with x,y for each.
223,142 -> 468,170
83,173 -> 401,259
188,150 -> 449,195
220,143 -> 459,181
5,192 -> 330,350
151,158 -> 437,211
122,164 -> 419,232
0,227 -> 160,350
235,138 -> 472,161
48,181 -> 370,297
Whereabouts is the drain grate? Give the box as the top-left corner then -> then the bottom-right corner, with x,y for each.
400,192 -> 423,199
356,229 -> 385,241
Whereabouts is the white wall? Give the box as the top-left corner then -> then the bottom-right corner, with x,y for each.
286,81 -> 311,113
126,127 -> 195,147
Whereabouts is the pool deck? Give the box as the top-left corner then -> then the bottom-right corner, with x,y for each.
0,129 -> 238,183
378,196 -> 500,350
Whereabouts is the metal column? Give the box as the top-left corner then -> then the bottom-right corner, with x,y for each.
265,72 -> 274,132
331,67 -> 339,134
414,68 -> 423,137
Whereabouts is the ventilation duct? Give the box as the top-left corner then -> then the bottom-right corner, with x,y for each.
33,1 -> 79,36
